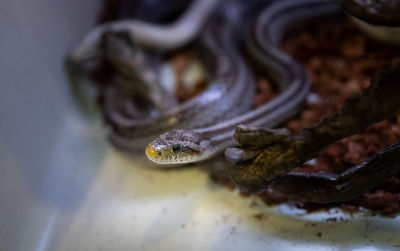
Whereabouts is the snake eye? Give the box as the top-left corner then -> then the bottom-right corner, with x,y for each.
172,144 -> 181,153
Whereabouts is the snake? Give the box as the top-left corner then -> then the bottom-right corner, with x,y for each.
68,0 -> 259,153
145,0 -> 342,165
103,7 -> 257,153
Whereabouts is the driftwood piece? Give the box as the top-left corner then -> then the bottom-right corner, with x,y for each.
227,63 -> 400,194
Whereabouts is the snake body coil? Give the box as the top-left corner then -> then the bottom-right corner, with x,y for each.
107,16 -> 257,153
146,0 -> 342,164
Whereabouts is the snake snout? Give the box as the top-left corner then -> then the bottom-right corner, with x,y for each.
145,144 -> 161,161
145,138 -> 167,164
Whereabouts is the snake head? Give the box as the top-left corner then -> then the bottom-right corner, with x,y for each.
145,130 -> 210,164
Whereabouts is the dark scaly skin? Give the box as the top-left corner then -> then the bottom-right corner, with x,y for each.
340,0 -> 400,26
228,64 -> 400,196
